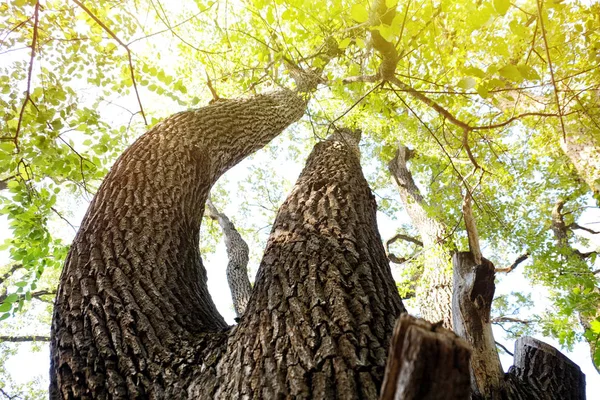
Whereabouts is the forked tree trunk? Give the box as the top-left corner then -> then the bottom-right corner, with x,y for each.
389,144 -> 454,329
50,94 -> 406,398
49,89 -> 307,399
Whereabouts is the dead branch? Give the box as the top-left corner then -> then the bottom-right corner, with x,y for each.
495,253 -> 530,273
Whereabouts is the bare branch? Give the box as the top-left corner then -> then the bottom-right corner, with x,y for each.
495,253 -> 530,273
462,187 -> 482,265
569,223 -> 600,235
491,316 -> 531,325
495,341 -> 514,357
386,233 -> 423,248
72,0 -> 147,125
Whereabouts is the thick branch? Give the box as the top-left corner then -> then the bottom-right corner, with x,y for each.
495,253 -> 530,273
462,190 -> 482,265
205,197 -> 252,318
0,335 -> 50,342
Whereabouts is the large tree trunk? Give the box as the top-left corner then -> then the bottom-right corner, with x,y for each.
389,144 -> 454,329
50,102 -> 406,397
49,89 -> 307,399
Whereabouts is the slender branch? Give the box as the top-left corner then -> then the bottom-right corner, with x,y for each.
72,0 -> 147,125
495,341 -> 514,357
0,335 -> 50,342
10,1 -> 40,150
495,253 -> 530,273
491,316 -> 531,325
386,233 -> 423,248
569,223 -> 600,235
0,264 -> 22,286
537,0 -> 566,141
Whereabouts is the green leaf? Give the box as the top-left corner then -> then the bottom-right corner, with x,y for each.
339,38 -> 352,49
494,0 -> 511,15
351,4 -> 369,23
0,313 -> 9,321
498,65 -> 523,82
457,77 -> 477,90
385,0 -> 398,8
517,64 -> 541,81
4,294 -> 18,303
0,302 -> 11,313
14,281 -> 28,287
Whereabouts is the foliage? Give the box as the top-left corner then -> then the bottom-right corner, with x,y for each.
1,0 -> 600,395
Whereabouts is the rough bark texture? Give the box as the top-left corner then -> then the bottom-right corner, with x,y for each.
452,252 -> 504,398
205,198 -> 252,317
503,337 -> 586,400
380,314 -> 471,400
389,144 -> 454,329
49,89 -> 307,399
188,129 -> 406,398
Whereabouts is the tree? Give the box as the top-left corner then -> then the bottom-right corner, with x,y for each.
1,0 -> 600,397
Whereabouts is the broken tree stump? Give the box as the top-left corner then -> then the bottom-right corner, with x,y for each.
380,314 -> 472,400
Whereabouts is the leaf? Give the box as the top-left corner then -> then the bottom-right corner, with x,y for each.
385,0 -> 398,8
517,64 -> 541,81
4,294 -> 19,303
494,0 -> 511,15
339,38 -> 352,49
0,302 -> 11,313
591,318 -> 600,334
498,65 -> 523,82
14,281 -> 28,287
351,4 -> 369,23
457,77 -> 477,90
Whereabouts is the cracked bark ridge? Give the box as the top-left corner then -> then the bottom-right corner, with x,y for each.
49,88 -> 306,399
389,144 -> 454,329
205,198 -> 252,317
380,314 -> 471,400
192,128 -> 406,399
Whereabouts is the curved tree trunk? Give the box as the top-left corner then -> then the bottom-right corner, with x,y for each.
49,89 -> 307,399
389,144 -> 454,329
205,198 -> 252,317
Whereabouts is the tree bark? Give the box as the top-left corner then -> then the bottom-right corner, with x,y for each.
205,198 -> 252,317
49,89 -> 307,399
189,128 -> 406,398
389,144 -> 454,329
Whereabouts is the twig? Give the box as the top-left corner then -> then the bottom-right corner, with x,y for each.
72,0 -> 147,125
0,264 -> 23,286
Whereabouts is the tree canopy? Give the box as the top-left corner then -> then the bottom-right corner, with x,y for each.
1,0 -> 599,396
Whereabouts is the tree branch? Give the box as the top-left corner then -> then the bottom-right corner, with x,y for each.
495,253 -> 530,273
0,335 -> 50,342
569,222 -> 600,235
495,341 -> 514,357
72,0 -> 147,125
0,264 -> 22,286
